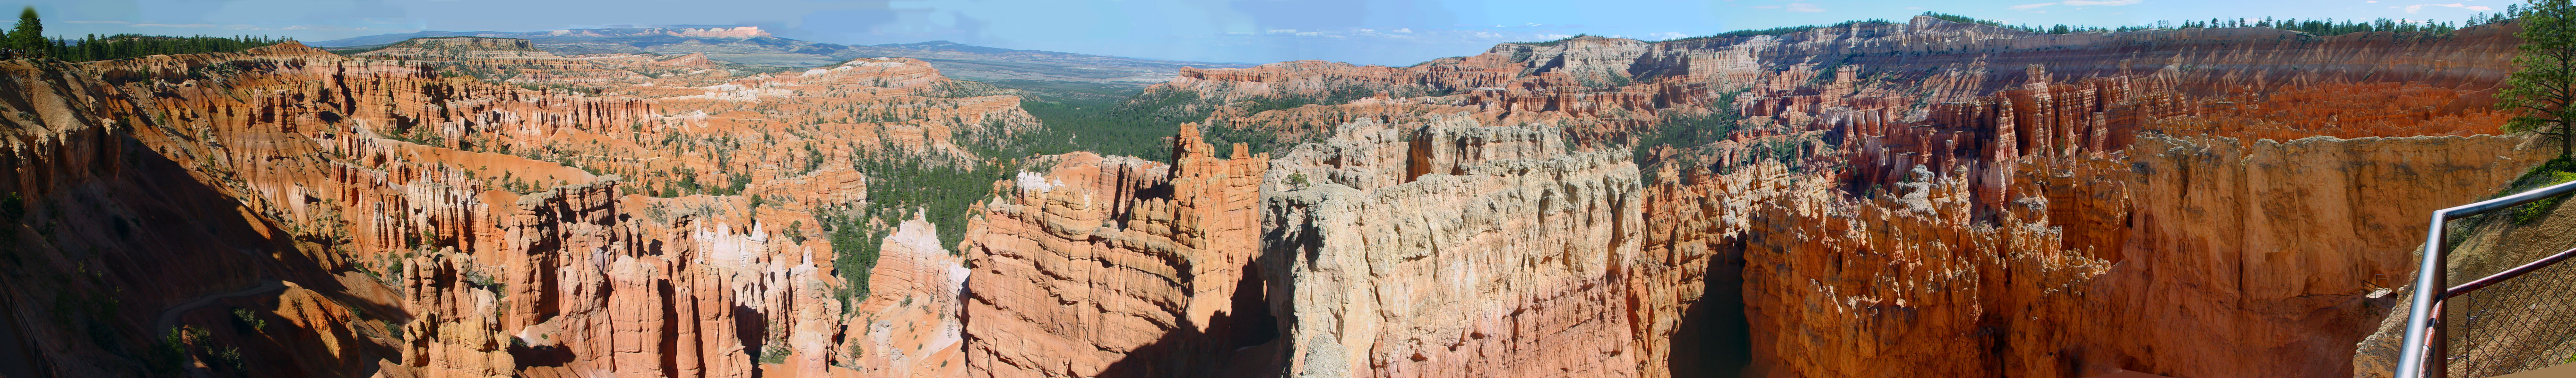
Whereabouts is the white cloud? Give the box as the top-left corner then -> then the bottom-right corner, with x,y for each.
1785,2 -> 1825,12
129,24 -> 217,28
2010,2 -> 2058,10
2470,5 -> 2494,10
1393,28 -> 1412,33
2062,0 -> 2143,5
2401,3 -> 2482,13
1649,32 -> 1689,40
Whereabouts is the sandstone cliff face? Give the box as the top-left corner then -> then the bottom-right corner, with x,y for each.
0,53 -> 411,377
958,124 -> 1271,377
1687,135 -> 2544,378
842,216 -> 967,378
1156,17 -> 2516,150
1140,16 -> 2540,378
1258,117 -> 1647,378
0,36 -> 1038,377
1,14 -> 2557,378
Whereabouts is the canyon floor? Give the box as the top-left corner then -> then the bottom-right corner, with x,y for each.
1,15 -> 2572,378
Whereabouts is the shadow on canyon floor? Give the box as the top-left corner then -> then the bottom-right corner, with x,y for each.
1093,259 -> 1284,378
1670,240 -> 1754,378
1082,240 -> 1758,376
0,131 -> 400,377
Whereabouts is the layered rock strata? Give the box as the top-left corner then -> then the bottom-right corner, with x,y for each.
841,216 -> 968,378
1149,16 -> 2540,378
959,125 -> 1271,377
0,13 -> 2561,378
0,37 -> 1032,377
1258,117 -> 1646,377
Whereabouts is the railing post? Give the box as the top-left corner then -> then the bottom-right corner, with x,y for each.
2432,302 -> 2448,378
2394,213 -> 2450,378
2391,179 -> 2576,378
2434,233 -> 2453,378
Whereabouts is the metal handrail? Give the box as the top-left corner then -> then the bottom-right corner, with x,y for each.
2394,179 -> 2576,378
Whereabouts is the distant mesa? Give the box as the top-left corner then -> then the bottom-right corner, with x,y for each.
348,37 -> 569,64
541,26 -> 771,39
382,36 -> 543,51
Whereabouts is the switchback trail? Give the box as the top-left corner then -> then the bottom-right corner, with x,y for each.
153,279 -> 290,334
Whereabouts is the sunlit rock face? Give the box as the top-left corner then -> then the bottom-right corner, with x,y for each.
1148,16 -> 2538,378
1258,117 -> 1649,378
958,125 -> 1271,378
0,13 -> 2553,378
0,38 -> 1039,377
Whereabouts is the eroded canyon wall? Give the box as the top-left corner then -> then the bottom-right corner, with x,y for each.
959,125 -> 1271,378
0,13 -> 2557,378
1144,16 -> 2543,378
1258,117 -> 1647,378
0,37 -> 1036,377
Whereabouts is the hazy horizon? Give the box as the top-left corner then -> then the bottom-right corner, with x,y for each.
19,0 -> 2522,67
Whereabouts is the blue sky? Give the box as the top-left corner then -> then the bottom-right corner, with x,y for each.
16,0 -> 2519,65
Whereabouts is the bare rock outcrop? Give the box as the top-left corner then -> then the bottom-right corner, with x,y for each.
2,11 -> 2563,378
1259,118 -> 1646,377
959,124 -> 1271,377
1142,16 -> 2542,378
842,215 -> 968,378
0,33 -> 1044,376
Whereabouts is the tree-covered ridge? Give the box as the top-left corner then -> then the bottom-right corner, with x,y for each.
1923,10 -> 2525,36
1660,19 -> 1902,42
1925,11 -> 2486,35
1663,11 -> 2511,44
41,34 -> 296,62
1,7 -> 293,61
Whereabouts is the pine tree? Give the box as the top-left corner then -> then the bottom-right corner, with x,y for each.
9,7 -> 38,57
2501,0 -> 2576,160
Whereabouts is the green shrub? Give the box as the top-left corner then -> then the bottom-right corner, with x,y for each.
1,192 -> 22,221
147,327 -> 190,375
231,308 -> 265,331
2508,157 -> 2576,225
758,343 -> 792,364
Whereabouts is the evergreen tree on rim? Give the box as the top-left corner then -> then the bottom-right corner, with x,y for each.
2502,0 -> 2576,160
8,7 -> 37,56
